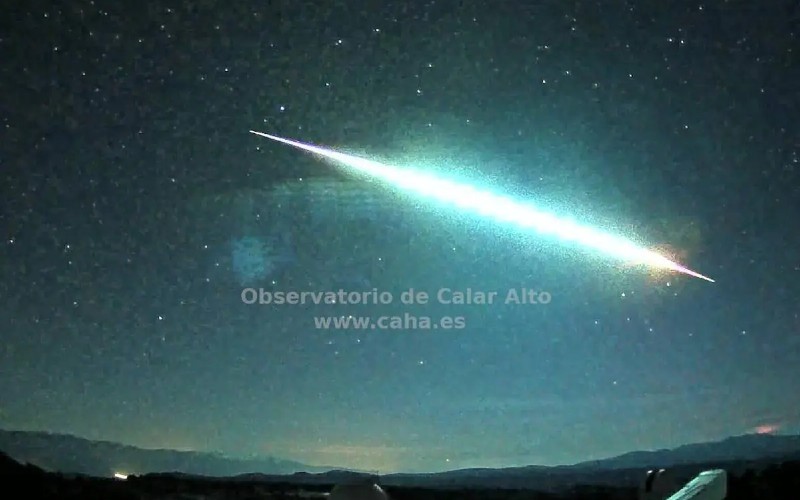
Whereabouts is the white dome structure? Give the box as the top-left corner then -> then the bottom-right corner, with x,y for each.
328,482 -> 389,500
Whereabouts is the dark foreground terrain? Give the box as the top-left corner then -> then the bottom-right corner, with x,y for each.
3,451 -> 800,500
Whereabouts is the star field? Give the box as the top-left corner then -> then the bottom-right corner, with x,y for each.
1,0 -> 799,473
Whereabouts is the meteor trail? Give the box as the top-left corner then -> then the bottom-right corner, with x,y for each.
250,130 -> 715,283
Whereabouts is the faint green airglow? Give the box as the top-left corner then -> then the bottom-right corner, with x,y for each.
250,130 -> 714,283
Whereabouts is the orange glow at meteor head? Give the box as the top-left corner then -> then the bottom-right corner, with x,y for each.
621,244 -> 695,283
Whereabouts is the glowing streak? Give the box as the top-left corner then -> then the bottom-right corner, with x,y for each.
250,130 -> 715,283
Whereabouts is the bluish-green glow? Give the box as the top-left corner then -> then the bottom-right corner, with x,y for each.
250,130 -> 714,283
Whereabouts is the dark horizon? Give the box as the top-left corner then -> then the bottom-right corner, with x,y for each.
2,427 -> 800,476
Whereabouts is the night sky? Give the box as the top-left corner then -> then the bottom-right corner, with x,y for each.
1,0 -> 799,474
